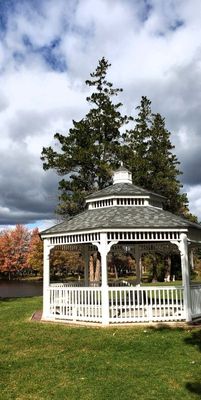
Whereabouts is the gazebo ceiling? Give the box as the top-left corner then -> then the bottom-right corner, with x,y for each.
41,205 -> 201,236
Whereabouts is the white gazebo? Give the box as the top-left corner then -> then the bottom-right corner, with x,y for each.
41,167 -> 201,325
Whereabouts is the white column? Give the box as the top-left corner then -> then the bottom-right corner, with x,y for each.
93,235 -> 118,325
180,233 -> 192,322
42,239 -> 52,320
100,233 -> 109,325
83,246 -> 89,286
135,244 -> 141,284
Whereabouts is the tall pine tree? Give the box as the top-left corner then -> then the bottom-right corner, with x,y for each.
123,96 -> 151,188
147,112 -> 188,214
41,57 -> 130,216
125,96 -> 192,217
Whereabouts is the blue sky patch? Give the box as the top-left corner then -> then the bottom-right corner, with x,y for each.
169,19 -> 184,31
0,0 -> 16,33
40,44 -> 67,72
21,34 -> 67,72
140,0 -> 153,22
13,51 -> 25,64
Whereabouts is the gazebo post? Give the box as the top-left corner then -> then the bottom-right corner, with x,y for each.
83,246 -> 89,286
135,244 -> 141,284
99,233 -> 109,325
93,234 -> 118,325
180,233 -> 192,322
42,239 -> 52,320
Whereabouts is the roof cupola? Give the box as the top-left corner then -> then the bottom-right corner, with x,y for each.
113,164 -> 132,185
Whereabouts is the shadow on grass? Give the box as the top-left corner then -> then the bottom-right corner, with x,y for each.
0,297 -> 22,302
184,329 -> 201,397
184,329 -> 201,351
186,383 -> 201,396
146,323 -> 185,331
0,296 -> 42,302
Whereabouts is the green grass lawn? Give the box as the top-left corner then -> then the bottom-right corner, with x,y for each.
0,297 -> 201,400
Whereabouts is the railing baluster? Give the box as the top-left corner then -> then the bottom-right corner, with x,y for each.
158,289 -> 161,318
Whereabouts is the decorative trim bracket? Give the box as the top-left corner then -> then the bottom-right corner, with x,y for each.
92,240 -> 118,255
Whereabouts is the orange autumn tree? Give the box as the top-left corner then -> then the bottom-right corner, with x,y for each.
27,228 -> 43,276
0,230 -> 13,279
0,225 -> 30,279
50,248 -> 84,280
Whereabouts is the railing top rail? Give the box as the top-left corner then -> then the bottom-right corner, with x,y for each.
49,286 -> 101,292
49,285 -> 184,291
50,282 -> 85,286
109,285 -> 184,290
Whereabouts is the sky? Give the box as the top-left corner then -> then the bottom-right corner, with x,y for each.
0,0 -> 201,231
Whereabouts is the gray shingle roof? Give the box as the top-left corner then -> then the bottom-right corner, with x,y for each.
115,165 -> 130,172
41,206 -> 201,235
86,183 -> 165,200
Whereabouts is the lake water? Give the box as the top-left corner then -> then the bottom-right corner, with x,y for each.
0,280 -> 43,298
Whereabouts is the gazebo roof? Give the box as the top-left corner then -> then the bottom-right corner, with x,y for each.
41,205 -> 201,235
41,167 -> 201,240
86,182 -> 165,201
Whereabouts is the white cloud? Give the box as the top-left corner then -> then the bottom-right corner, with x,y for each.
185,185 -> 201,219
38,219 -> 61,232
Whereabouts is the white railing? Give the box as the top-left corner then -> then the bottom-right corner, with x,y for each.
47,285 -> 185,324
49,287 -> 102,322
190,284 -> 201,318
50,281 -> 85,288
109,286 -> 184,323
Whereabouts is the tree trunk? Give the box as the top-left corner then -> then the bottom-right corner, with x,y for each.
164,255 -> 171,282
94,252 -> 101,283
89,254 -> 94,283
152,255 -> 158,283
114,264 -> 118,280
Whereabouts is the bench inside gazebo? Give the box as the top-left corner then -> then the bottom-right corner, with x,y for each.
41,167 -> 201,325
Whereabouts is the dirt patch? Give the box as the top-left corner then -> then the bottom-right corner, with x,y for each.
31,310 -> 42,321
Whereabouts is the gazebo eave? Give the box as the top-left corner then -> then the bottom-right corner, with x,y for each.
41,226 -> 189,239
85,194 -> 150,203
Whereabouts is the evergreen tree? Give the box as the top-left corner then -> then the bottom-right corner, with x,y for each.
147,112 -> 188,214
41,57 -> 130,216
125,97 -> 191,216
123,96 -> 151,188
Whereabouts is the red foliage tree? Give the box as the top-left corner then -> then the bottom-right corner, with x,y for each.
0,225 -> 30,279
27,228 -> 43,275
